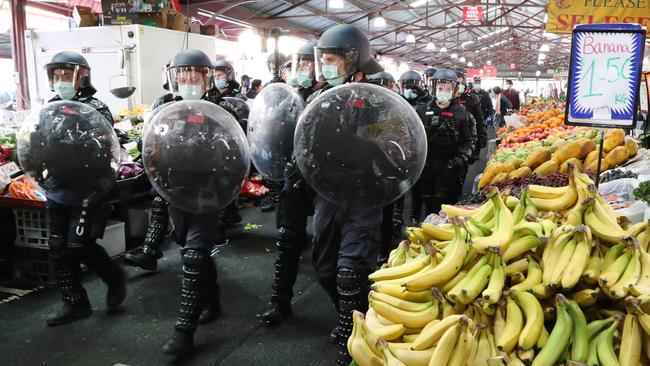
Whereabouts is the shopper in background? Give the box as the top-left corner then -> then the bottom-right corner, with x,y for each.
492,86 -> 513,128
240,74 -> 251,95
308,24 -> 384,365
259,40 -> 326,327
473,76 -> 494,128
503,79 -> 521,112
419,69 -> 473,216
246,79 -> 262,99
213,59 -> 247,99
42,51 -> 127,326
456,71 -> 485,163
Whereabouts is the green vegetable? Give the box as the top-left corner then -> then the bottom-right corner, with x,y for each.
634,181 -> 650,204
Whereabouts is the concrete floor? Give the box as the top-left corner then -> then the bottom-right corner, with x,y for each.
0,133 -> 490,366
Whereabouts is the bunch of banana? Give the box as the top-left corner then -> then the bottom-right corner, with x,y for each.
632,220 -> 650,251
468,189 -> 514,253
447,249 -> 499,305
597,236 -> 650,299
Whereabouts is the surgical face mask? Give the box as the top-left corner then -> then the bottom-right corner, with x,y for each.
321,64 -> 344,86
215,79 -> 228,89
505,84 -> 511,90
458,84 -> 465,94
473,83 -> 481,91
243,80 -> 250,88
297,71 -> 312,88
178,84 -> 203,100
403,89 -> 417,100
54,82 -> 77,100
436,89 -> 453,105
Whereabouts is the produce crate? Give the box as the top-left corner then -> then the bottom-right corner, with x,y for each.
97,221 -> 126,258
13,208 -> 49,250
12,246 -> 56,285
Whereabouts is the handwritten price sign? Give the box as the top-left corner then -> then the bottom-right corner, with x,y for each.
566,24 -> 646,128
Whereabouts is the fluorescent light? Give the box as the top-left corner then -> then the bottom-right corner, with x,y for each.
446,20 -> 461,28
406,33 -> 416,43
538,53 -> 547,60
538,60 -> 544,65
426,42 -> 435,50
543,14 -> 548,23
373,14 -> 386,27
440,47 -> 447,52
451,53 -> 458,59
329,0 -> 344,8
536,70 -> 541,77
410,0 -> 428,7
467,61 -> 473,67
487,60 -> 492,65
540,44 -> 550,52
460,56 -> 466,62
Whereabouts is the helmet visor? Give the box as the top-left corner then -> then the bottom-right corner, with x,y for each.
46,64 -> 87,91
167,66 -> 213,94
289,54 -> 316,86
314,47 -> 359,83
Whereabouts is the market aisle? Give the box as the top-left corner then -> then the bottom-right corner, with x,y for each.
0,140 -> 488,366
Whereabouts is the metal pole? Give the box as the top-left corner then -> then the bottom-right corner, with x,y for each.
595,129 -> 605,188
10,0 -> 30,110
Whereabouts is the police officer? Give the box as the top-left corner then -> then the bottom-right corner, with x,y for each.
424,67 -> 437,94
265,52 -> 287,85
456,71 -> 485,163
42,51 -> 127,326
213,59 -> 247,99
419,69 -> 473,216
367,71 -> 396,90
308,24 -> 384,365
259,41 -> 325,328
149,50 -> 239,356
473,76 -> 494,128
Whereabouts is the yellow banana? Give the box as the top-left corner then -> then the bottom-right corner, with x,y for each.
483,250 -> 506,304
629,221 -> 648,236
619,313 -> 642,366
509,272 -> 526,285
470,326 -> 491,366
458,262 -> 493,304
582,245 -> 603,285
369,248 -> 432,282
503,235 -> 545,262
426,323 -> 461,366
369,291 -> 434,313
470,189 -> 514,253
536,324 -> 549,349
599,247 -> 633,287
410,314 -> 467,350
609,248 -> 641,299
528,184 -> 568,199
631,246 -> 650,297
420,223 -> 454,241
517,348 -> 535,364
392,348 -> 433,366
513,220 -> 545,238
447,255 -> 490,300
377,340 -> 407,366
637,227 -> 650,251
529,176 -> 577,211
571,287 -> 600,307
560,229 -> 592,289
529,283 -> 554,299
530,295 -> 574,366
493,303 -> 506,343
496,296 -> 523,353
512,290 -> 544,350
504,257 -> 528,275
370,282 -> 434,303
584,197 -> 627,243
548,237 -> 577,287
511,256 -> 543,292
441,270 -> 468,293
364,308 -> 406,341
370,300 -> 439,329
448,323 -> 474,366
347,311 -> 385,366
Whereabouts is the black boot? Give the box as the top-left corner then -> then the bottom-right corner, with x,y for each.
335,268 -> 368,365
47,240 -> 92,326
317,277 -> 340,344
84,243 -> 127,309
260,231 -> 303,325
125,196 -> 167,270
224,202 -> 242,228
163,249 -> 206,356
261,181 -> 281,212
198,256 -> 221,324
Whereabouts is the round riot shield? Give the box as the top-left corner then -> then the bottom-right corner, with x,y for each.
17,100 -> 121,205
247,83 -> 305,180
294,83 -> 427,208
142,100 -> 250,213
223,97 -> 250,132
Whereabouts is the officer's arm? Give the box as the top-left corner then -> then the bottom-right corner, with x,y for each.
456,111 -> 474,161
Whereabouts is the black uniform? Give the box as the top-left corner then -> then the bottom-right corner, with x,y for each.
457,91 -> 486,162
476,88 -> 494,125
41,95 -> 126,326
218,80 -> 247,100
417,99 -> 473,215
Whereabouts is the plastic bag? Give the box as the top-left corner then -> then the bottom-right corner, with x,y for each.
239,180 -> 269,198
598,177 -> 639,202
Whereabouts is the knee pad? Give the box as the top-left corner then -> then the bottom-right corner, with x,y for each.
181,249 -> 208,274
336,268 -> 364,296
151,196 -> 168,217
277,227 -> 305,250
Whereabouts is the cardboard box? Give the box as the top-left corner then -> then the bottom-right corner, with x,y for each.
101,0 -> 160,14
74,6 -> 98,27
102,8 -> 188,31
200,24 -> 216,36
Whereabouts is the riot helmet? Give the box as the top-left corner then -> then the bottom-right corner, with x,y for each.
267,52 -> 287,73
367,71 -> 395,89
399,70 -> 423,100
289,41 -> 317,89
314,24 -> 383,86
45,51 -> 96,99
432,68 -> 458,105
455,71 -> 467,96
167,49 -> 213,101
213,59 -> 234,90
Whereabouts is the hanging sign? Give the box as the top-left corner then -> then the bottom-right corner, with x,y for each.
546,0 -> 650,36
483,64 -> 497,77
462,6 -> 483,22
565,23 -> 646,128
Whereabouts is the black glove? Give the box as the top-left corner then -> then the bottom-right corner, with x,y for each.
448,156 -> 467,170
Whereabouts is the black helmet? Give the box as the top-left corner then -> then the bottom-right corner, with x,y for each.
170,49 -> 212,68
296,41 -> 316,61
473,76 -> 482,83
399,71 -> 422,82
316,24 -> 383,79
367,71 -> 395,87
45,51 -> 96,97
455,71 -> 465,79
167,49 -> 213,98
424,67 -> 437,77
213,59 -> 234,80
433,69 -> 458,82
399,70 -> 423,90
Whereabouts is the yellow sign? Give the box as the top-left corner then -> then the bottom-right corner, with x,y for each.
546,0 -> 650,35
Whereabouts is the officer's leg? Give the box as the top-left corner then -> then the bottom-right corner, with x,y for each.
223,201 -> 242,227
311,196 -> 343,343
410,180 -> 423,225
261,180 -> 282,212
335,207 -> 382,365
45,201 -> 91,326
378,202 -> 394,265
391,196 -> 405,235
125,194 -> 168,270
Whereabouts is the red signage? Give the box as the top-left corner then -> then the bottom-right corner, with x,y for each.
483,64 -> 497,77
462,6 -> 483,22
510,63 -> 516,69
466,68 -> 484,79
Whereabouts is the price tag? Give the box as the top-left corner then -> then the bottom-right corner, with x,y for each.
565,24 -> 646,128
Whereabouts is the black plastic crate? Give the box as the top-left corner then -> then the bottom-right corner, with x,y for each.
13,246 -> 56,285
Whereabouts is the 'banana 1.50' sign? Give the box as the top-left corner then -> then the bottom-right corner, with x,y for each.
565,24 -> 646,128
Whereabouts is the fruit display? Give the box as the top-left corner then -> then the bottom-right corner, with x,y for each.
349,164 -> 650,366
482,129 -> 640,190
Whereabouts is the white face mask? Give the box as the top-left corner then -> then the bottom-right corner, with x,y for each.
178,84 -> 203,100
473,83 -> 481,91
436,90 -> 453,104
458,84 -> 465,94
54,82 -> 77,100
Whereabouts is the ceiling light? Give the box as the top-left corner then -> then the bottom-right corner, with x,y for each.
536,70 -> 541,77
459,56 -> 466,62
487,60 -> 492,65
329,0 -> 344,8
440,46 -> 447,52
446,20 -> 461,28
467,61 -> 473,67
538,53 -> 547,60
538,60 -> 544,65
461,40 -> 474,48
405,33 -> 416,43
426,42 -> 435,50
410,0 -> 428,7
540,44 -> 550,52
451,53 -> 458,59
373,13 -> 386,28
543,14 -> 548,23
